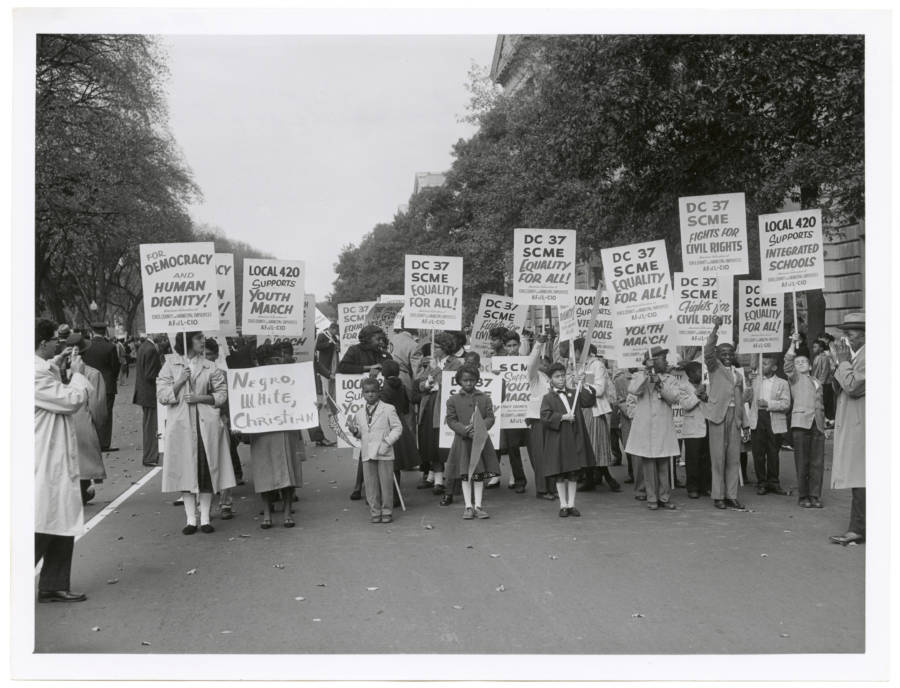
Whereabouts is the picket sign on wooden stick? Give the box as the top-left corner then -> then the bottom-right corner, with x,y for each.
792,291 -> 799,336
577,280 -> 605,372
670,455 -> 675,490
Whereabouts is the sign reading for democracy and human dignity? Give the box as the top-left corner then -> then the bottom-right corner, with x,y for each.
241,259 -> 305,337
737,280 -> 784,354
140,242 -> 219,333
574,289 -> 615,358
469,294 -> 528,358
673,273 -> 734,346
512,228 -> 576,306
601,239 -> 674,326
439,370 -> 502,449
758,209 -> 825,293
338,301 -> 376,350
227,362 -> 318,434
213,253 -> 237,336
678,192 -> 748,274
613,319 -> 677,368
490,356 -> 530,429
404,255 -> 463,330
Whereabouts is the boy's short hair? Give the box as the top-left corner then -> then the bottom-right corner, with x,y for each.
380,359 -> 400,378
361,378 -> 381,392
547,362 -> 567,377
503,331 -> 521,344
455,365 -> 481,384
36,319 -> 57,349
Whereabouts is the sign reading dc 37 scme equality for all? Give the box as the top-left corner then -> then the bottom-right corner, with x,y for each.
140,242 -> 219,332
404,255 -> 463,330
678,192 -> 748,274
601,239 -> 674,326
758,209 -> 825,293
512,228 -> 576,306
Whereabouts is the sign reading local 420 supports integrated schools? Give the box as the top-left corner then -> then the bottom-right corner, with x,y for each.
227,361 -> 318,434
241,259 -> 305,337
574,289 -> 615,358
140,242 -> 219,332
404,255 -> 463,330
512,228 -> 576,306
678,192 -> 748,274
212,253 -> 237,336
737,280 -> 783,354
758,209 -> 825,293
439,370 -> 502,450
490,356 -> 530,430
469,294 -> 528,358
673,273 -> 734,346
601,239 -> 674,326
613,319 -> 677,368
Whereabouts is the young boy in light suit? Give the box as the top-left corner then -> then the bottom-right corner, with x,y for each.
745,353 -> 791,496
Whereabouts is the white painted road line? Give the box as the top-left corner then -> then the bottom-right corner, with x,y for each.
78,466 -> 162,542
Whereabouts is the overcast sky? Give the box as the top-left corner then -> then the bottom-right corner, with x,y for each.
163,35 -> 497,302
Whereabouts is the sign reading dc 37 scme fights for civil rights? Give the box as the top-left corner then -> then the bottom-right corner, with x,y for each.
737,280 -> 784,354
404,255 -> 463,330
241,259 -> 305,337
673,273 -> 734,346
600,239 -> 674,325
678,192 -> 749,274
758,209 -> 825,293
140,242 -> 219,332
469,294 -> 528,358
512,228 -> 576,306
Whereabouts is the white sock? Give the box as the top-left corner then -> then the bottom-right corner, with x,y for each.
473,480 -> 484,508
461,480 -> 473,508
427,471 -> 434,482
182,493 -> 197,526
198,493 -> 213,526
433,471 -> 444,487
567,480 -> 578,508
556,481 -> 567,508
488,475 -> 501,486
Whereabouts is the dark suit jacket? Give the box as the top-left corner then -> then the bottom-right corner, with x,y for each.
132,339 -> 162,408
82,336 -> 121,397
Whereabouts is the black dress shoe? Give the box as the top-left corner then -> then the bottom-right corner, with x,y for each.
688,491 -> 700,499
607,481 -> 622,493
182,525 -> 198,535
38,590 -> 87,603
567,507 -> 581,517
432,484 -> 445,496
558,508 -> 569,518
634,494 -> 647,501
769,486 -> 788,496
103,447 -> 120,452
439,493 -> 453,506
200,524 -> 215,534
726,499 -> 746,510
714,500 -> 727,509
350,489 -> 362,501
514,482 -> 527,494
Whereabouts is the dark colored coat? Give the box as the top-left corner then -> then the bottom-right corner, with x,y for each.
132,339 -> 162,408
540,386 -> 597,477
379,378 -> 420,471
315,331 -> 339,378
337,344 -> 391,374
444,389 -> 500,480
82,336 -> 121,397
379,378 -> 410,416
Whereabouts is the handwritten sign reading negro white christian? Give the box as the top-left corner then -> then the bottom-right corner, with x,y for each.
512,228 -> 576,306
469,294 -> 528,358
227,362 -> 318,434
601,239 -> 674,326
213,253 -> 237,336
737,280 -> 784,354
404,255 -> 463,330
140,242 -> 219,332
674,273 -> 734,346
678,193 -> 748,274
241,259 -> 305,337
758,209 -> 825,293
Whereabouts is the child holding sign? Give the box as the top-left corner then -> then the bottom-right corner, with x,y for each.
444,366 -> 501,519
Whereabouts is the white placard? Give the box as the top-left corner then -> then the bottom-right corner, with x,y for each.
558,302 -> 578,343
273,294 -> 316,363
333,374 -> 368,449
674,273 -> 734,346
678,192 -> 748,274
140,242 -> 219,332
241,259 -> 305,337
758,209 -> 825,293
573,289 -> 616,358
469,294 -> 528,358
314,307 -> 331,332
227,362 -> 318,434
512,228 -> 576,306
490,356 -> 530,430
601,239 -> 674,326
439,370 -> 502,449
613,319 -> 677,368
737,280 -> 784,354
404,255 -> 463,330
338,301 -> 376,350
211,253 -> 237,336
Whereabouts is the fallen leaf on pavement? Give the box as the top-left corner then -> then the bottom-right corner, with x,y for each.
116,536 -> 124,541
495,584 -> 505,592
780,633 -> 790,638
316,583 -> 327,587
452,605 -> 463,610
140,641 -> 151,646
220,630 -> 232,634
92,626 -> 101,632
294,596 -> 305,601
186,568 -> 197,575
760,553 -> 768,558
273,564 -> 285,569
631,613 -> 644,619
106,578 -> 119,584
313,618 -> 322,622
239,534 -> 251,538
366,587 -> 379,591
424,524 -> 433,530
549,555 -> 559,560
465,545 -> 473,549
490,554 -> 500,558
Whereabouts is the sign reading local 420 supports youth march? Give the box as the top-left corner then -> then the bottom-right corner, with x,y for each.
512,228 -> 576,306
241,259 -> 305,337
601,239 -> 674,325
212,253 -> 237,336
227,361 -> 318,434
673,273 -> 734,346
758,209 -> 825,293
737,280 -> 784,354
678,192 -> 748,274
404,255 -> 463,330
469,294 -> 528,358
140,242 -> 219,332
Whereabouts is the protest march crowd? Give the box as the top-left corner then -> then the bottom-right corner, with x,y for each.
34,195 -> 866,605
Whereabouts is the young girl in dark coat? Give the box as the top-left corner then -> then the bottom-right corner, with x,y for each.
540,362 -> 596,517
444,366 -> 501,519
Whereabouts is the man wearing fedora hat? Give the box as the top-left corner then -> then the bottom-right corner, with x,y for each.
828,312 -> 866,546
80,322 -> 120,452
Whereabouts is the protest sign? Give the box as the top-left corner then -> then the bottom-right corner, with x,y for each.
674,273 -> 734,346
140,242 -> 218,332
404,255 -> 463,330
338,301 -> 376,350
558,302 -> 578,344
469,294 -> 528,358
737,280 -> 784,354
379,294 -> 404,303
227,361 -> 318,434
365,300 -> 404,334
613,319 -> 677,368
758,209 -> 825,293
314,307 -> 331,332
331,374 -> 368,449
490,356 -> 530,429
212,253 -> 237,336
241,259 -> 305,337
512,228 -> 576,306
574,289 -> 615,358
273,294 -> 316,363
601,239 -> 674,326
678,193 -> 748,274
439,370 -> 502,449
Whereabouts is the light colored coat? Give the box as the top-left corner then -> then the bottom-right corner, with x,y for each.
625,371 -> 699,458
354,401 -> 402,461
783,351 -> 826,432
831,346 -> 865,489
744,374 -> 791,434
35,356 -> 91,536
157,354 -> 236,493
73,364 -> 108,480
571,356 -> 613,417
389,331 -> 422,399
703,335 -> 747,426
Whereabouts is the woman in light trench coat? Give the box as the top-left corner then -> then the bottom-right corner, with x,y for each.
157,331 -> 236,534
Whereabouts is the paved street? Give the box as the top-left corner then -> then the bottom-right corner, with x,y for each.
36,391 -> 864,654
